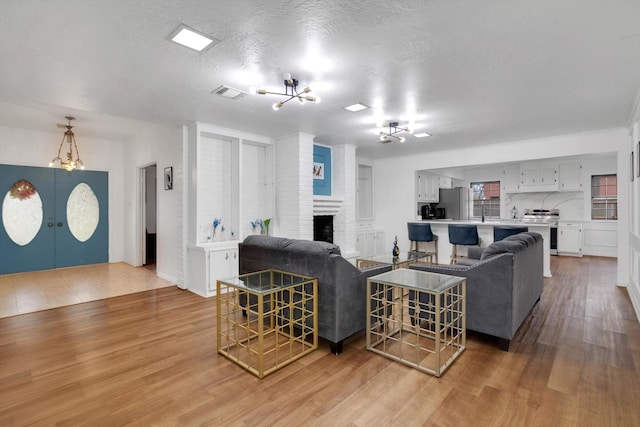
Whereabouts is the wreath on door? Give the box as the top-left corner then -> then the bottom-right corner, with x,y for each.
9,180 -> 36,200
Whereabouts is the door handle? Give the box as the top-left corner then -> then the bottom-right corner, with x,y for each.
48,222 -> 54,228
57,222 -> 64,227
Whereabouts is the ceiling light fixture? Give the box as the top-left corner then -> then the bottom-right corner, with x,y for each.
344,103 -> 369,112
169,24 -> 219,52
378,121 -> 412,143
49,116 -> 84,174
250,73 -> 320,110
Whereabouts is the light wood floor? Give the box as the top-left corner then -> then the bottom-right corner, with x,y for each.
0,262 -> 173,318
1,256 -> 639,426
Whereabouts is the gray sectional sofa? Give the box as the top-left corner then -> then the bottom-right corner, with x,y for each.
238,235 -> 392,354
410,231 -> 544,351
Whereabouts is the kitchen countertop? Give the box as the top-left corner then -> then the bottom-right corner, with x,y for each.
413,219 -> 550,226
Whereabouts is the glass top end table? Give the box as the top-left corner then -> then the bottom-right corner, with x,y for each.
357,251 -> 433,270
366,268 -> 466,377
217,269 -> 318,378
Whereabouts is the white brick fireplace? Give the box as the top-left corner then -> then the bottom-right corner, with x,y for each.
275,133 -> 358,257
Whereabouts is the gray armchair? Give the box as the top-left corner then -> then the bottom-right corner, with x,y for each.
238,235 -> 391,354
410,232 -> 544,351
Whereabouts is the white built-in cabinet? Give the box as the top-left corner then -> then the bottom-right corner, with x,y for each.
520,161 -> 558,192
356,230 -> 385,257
187,243 -> 239,297
357,164 -> 374,220
185,122 -> 274,297
558,221 -> 583,256
559,162 -> 583,191
416,173 -> 439,202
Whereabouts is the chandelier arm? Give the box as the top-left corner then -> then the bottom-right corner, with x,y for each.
71,134 -> 82,164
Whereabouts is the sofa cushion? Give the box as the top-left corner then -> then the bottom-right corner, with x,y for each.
242,235 -> 341,256
480,232 -> 540,260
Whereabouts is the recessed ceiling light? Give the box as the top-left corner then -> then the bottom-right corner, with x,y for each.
169,24 -> 219,52
344,103 -> 369,112
414,132 -> 432,138
212,85 -> 247,100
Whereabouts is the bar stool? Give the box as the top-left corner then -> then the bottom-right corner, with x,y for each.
493,225 -> 528,242
448,224 -> 479,264
407,223 -> 438,264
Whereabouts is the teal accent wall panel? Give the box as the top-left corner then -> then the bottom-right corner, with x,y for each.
313,145 -> 332,196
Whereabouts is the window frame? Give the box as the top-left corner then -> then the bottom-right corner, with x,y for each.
591,174 -> 617,221
470,181 -> 501,219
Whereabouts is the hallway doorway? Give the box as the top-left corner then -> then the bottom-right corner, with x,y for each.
141,164 -> 157,271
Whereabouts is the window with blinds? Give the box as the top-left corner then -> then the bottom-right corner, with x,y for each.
591,174 -> 617,220
471,181 -> 500,219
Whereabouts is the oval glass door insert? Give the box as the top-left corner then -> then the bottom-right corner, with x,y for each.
2,180 -> 43,246
67,183 -> 100,242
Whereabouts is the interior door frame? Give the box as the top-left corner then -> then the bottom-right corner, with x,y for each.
137,162 -> 157,267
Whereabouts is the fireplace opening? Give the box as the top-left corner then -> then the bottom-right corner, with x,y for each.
313,215 -> 333,243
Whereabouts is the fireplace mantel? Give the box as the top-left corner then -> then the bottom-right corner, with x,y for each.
313,196 -> 343,216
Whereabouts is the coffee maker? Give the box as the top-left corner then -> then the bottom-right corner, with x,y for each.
421,204 -> 436,219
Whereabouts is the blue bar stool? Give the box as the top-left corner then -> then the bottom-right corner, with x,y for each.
493,225 -> 529,242
448,224 -> 479,264
407,223 -> 438,264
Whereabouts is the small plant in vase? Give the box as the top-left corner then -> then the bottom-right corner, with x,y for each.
263,218 -> 271,236
212,217 -> 221,240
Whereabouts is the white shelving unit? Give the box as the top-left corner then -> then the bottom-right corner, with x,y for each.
185,122 -> 274,297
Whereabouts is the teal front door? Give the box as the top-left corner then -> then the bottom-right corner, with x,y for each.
0,164 -> 109,274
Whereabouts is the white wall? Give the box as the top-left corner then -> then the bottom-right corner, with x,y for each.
372,127 -> 630,285
627,95 -> 640,322
125,123 -> 182,284
0,125 -> 126,263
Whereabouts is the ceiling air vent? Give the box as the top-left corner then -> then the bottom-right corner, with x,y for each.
212,85 -> 247,100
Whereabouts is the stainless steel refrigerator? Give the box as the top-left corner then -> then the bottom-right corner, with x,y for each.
438,187 -> 472,220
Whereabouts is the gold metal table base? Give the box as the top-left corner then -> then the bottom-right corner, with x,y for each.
217,270 -> 318,378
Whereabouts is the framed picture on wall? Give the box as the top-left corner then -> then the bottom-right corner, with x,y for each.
164,166 -> 173,190
313,162 -> 324,180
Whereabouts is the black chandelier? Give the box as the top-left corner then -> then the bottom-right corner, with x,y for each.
251,73 -> 320,110
379,122 -> 412,143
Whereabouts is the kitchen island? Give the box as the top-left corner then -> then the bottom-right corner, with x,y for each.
412,219 -> 551,277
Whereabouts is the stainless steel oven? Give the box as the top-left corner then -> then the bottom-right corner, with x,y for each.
523,209 -> 559,255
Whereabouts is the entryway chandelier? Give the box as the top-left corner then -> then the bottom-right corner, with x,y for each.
49,116 -> 84,174
250,73 -> 320,110
379,122 -> 412,143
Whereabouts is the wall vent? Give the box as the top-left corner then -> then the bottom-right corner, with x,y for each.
211,85 -> 247,100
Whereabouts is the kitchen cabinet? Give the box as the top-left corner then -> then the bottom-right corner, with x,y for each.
520,161 -> 558,192
356,230 -> 385,258
502,165 -> 521,193
559,162 -> 583,191
438,176 -> 452,189
416,173 -> 439,202
558,221 -> 582,256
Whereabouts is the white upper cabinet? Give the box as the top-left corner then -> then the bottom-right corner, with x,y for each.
520,161 -> 558,192
559,162 -> 583,192
438,176 -> 453,189
502,165 -> 521,193
416,173 -> 439,202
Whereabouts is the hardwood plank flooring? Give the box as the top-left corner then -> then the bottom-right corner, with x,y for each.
0,256 -> 639,426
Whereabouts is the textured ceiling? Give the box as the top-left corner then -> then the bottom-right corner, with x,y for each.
1,0 -> 639,159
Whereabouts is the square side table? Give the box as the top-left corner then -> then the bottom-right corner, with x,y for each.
217,269 -> 318,378
366,268 -> 465,377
